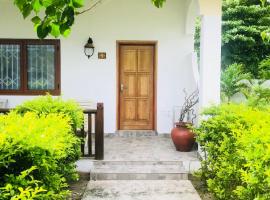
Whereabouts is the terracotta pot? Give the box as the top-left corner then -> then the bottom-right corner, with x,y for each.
171,122 -> 195,152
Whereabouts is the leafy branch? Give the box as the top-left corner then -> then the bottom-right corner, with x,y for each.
13,0 -> 167,39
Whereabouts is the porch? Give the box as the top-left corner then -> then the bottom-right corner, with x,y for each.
77,134 -> 201,200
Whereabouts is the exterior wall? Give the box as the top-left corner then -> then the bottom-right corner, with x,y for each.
0,0 -> 197,133
199,0 -> 222,16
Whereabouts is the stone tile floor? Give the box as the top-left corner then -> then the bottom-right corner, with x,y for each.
103,135 -> 199,161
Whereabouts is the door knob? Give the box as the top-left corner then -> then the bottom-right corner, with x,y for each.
120,84 -> 127,92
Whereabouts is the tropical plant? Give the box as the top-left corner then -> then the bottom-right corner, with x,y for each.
221,63 -> 251,101
12,0 -> 167,39
196,104 -> 270,200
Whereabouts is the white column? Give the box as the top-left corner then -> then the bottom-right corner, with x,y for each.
199,15 -> 222,108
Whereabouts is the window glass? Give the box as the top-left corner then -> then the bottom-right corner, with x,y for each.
27,45 -> 55,90
0,44 -> 20,90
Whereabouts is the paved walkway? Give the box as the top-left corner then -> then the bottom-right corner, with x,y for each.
83,180 -> 201,200
79,135 -> 201,200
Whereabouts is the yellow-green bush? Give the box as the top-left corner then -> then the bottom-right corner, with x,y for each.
196,104 -> 270,200
0,112 -> 81,199
15,95 -> 84,131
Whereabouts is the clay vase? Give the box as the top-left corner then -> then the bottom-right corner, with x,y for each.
171,122 -> 195,152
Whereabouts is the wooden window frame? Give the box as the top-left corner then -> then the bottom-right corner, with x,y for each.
0,39 -> 61,95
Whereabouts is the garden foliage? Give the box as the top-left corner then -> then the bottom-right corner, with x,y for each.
222,0 -> 270,77
259,57 -> 270,79
196,104 -> 270,200
13,0 -> 167,38
221,63 -> 251,101
244,83 -> 270,108
0,96 -> 83,199
195,0 -> 270,77
15,95 -> 84,131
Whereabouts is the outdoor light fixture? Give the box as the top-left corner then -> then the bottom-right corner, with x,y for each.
84,37 -> 95,59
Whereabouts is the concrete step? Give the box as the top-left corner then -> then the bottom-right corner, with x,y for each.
82,180 -> 201,200
90,161 -> 189,180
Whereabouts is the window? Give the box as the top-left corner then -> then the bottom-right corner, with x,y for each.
0,39 -> 60,95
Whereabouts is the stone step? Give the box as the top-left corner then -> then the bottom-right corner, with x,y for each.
90,161 -> 189,180
82,180 -> 201,200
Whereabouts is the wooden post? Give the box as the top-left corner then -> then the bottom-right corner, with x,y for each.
95,103 -> 104,160
80,126 -> 85,156
88,113 -> 92,156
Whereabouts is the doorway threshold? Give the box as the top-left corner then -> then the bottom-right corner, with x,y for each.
114,130 -> 157,137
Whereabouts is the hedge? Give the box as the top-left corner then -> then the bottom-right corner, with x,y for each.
15,95 -> 84,131
0,96 -> 84,199
196,104 -> 270,200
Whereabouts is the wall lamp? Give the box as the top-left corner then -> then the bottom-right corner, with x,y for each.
84,37 -> 95,59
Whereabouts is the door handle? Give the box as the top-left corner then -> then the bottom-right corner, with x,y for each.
120,84 -> 127,92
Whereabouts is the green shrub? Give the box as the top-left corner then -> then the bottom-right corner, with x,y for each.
196,104 -> 270,200
15,95 -> 84,131
245,84 -> 270,109
259,57 -> 270,80
0,112 -> 81,199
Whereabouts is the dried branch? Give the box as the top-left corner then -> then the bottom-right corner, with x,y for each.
77,0 -> 103,15
179,88 -> 199,123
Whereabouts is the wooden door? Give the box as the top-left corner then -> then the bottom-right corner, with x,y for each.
118,44 -> 155,130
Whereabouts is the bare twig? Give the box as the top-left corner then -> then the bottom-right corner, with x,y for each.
179,88 -> 199,123
76,0 -> 103,15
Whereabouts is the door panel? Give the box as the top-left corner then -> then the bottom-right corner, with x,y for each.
119,44 -> 155,130
123,99 -> 136,121
124,74 -> 136,97
138,99 -> 150,121
138,49 -> 153,72
122,49 -> 137,72
138,75 -> 150,97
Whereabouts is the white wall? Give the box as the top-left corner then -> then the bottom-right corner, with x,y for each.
0,0 -> 197,133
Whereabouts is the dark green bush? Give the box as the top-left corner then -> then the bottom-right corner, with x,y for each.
15,95 -> 84,131
196,104 -> 270,200
0,112 -> 81,199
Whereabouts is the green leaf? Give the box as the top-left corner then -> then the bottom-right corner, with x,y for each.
22,3 -> 32,18
61,6 -> 75,21
40,0 -> 53,7
50,23 -> 60,37
60,23 -> 71,37
72,0 -> 84,8
66,16 -> 75,26
152,0 -> 166,8
63,28 -> 71,37
32,0 -> 42,13
14,0 -> 27,11
45,5 -> 56,16
31,16 -> 41,24
37,25 -> 51,39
